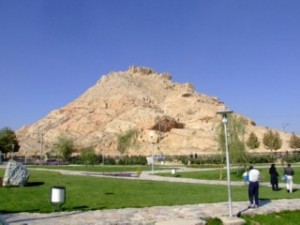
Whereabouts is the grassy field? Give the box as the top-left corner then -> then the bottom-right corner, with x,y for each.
1,166 -> 300,213
159,166 -> 300,183
205,210 -> 300,225
27,165 -> 168,172
242,210 -> 300,225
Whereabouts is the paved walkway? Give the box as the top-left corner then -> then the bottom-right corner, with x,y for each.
1,167 -> 300,225
2,198 -> 300,225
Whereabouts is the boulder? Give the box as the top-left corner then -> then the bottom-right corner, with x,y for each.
2,160 -> 30,187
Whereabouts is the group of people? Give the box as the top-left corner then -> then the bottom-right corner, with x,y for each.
269,163 -> 294,192
244,163 -> 295,209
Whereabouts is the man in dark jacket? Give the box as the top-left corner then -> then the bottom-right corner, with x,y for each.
269,164 -> 279,191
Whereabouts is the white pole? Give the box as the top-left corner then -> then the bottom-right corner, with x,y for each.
151,141 -> 154,174
149,130 -> 155,174
223,117 -> 233,217
217,109 -> 233,218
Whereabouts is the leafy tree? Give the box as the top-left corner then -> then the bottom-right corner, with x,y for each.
263,130 -> 282,153
289,133 -> 300,149
117,129 -> 139,154
0,127 -> 19,157
218,115 -> 247,162
80,147 -> 98,165
217,115 -> 247,178
246,132 -> 260,150
53,135 -> 74,161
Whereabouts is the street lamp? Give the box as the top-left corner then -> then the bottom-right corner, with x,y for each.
281,122 -> 289,152
282,122 -> 289,133
149,130 -> 155,174
11,144 -> 15,159
217,108 -> 233,217
34,132 -> 45,163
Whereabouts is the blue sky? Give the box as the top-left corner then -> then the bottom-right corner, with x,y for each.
1,0 -> 299,134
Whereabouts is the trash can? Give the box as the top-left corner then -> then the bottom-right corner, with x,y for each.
171,169 -> 176,175
50,186 -> 66,211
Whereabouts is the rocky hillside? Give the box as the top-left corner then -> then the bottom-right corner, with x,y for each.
16,66 -> 292,157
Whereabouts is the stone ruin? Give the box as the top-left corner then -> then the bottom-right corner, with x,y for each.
2,160 -> 30,187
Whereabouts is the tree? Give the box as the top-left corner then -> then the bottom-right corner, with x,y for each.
117,129 -> 139,154
217,115 -> 247,178
246,132 -> 260,150
80,147 -> 98,165
218,115 -> 247,163
0,127 -> 19,158
263,130 -> 282,153
53,135 -> 74,161
289,133 -> 300,149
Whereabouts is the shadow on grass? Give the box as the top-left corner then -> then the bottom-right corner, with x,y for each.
0,209 -> 41,213
72,206 -> 89,210
25,182 -> 45,187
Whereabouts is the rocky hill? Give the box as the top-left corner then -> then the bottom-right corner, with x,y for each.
16,66 -> 292,157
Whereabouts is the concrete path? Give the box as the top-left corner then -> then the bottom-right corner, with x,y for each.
1,167 -> 300,225
2,198 -> 300,225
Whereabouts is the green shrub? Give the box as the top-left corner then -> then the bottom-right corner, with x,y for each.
247,154 -> 274,164
282,151 -> 300,163
117,129 -> 139,154
118,155 -> 147,165
103,156 -> 116,165
206,217 -> 223,225
177,155 -> 224,165
52,135 -> 74,161
80,147 -> 98,165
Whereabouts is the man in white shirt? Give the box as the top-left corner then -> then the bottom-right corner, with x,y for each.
248,165 -> 260,208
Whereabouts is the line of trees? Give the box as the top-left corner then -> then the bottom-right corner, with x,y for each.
1,123 -> 300,165
217,115 -> 300,165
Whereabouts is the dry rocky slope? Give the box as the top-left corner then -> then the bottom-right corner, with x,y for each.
16,66 -> 292,157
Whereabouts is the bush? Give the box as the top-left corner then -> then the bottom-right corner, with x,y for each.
176,155 -> 224,166
69,156 -> 81,164
117,129 -> 139,154
80,147 -> 98,165
103,156 -> 116,165
52,135 -> 74,161
206,217 -> 223,225
118,156 -> 147,165
247,154 -> 274,164
282,151 -> 300,163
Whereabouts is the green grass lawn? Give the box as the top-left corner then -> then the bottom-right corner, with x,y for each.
159,166 -> 300,183
206,210 -> 300,225
28,165 -> 169,172
243,210 -> 300,225
1,167 -> 300,213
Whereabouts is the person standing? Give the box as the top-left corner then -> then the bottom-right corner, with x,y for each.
284,163 -> 295,193
269,164 -> 279,191
248,165 -> 260,208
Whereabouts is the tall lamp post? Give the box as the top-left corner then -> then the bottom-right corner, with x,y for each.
282,122 -> 289,133
34,131 -> 44,162
217,108 -> 233,217
149,130 -> 155,174
281,122 -> 289,152
11,144 -> 15,159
